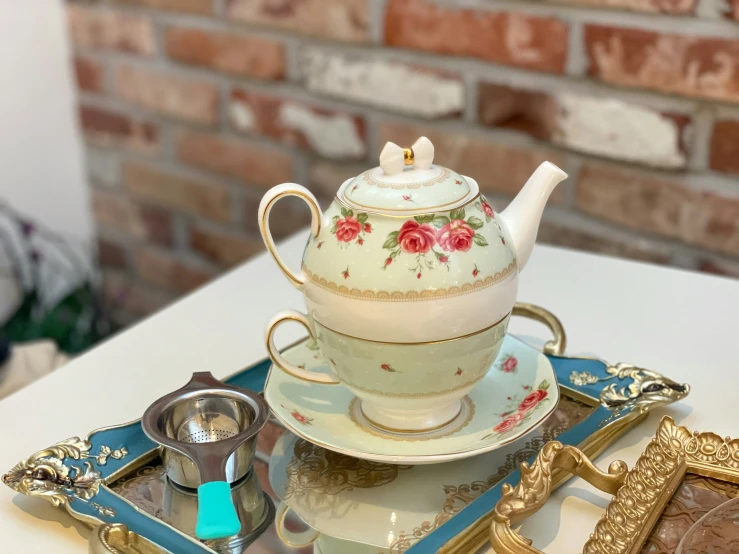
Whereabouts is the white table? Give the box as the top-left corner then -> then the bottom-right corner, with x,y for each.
0,232 -> 736,553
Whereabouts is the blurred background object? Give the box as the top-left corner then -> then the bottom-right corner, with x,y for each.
5,0 -> 739,335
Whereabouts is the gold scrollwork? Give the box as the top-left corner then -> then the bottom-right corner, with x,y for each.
284,439 -> 413,499
489,442 -> 629,554
569,363 -> 690,413
490,417 -> 733,554
302,260 -> 517,302
2,437 -> 127,510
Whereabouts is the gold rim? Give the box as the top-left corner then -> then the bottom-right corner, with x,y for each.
359,402 -> 463,434
266,314 -> 341,386
275,503 -> 319,548
302,260 -> 517,303
264,337 -> 561,460
335,191 -> 481,217
260,189 -> 321,287
313,311 -> 510,345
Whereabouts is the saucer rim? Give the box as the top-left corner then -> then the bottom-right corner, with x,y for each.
265,336 -> 560,465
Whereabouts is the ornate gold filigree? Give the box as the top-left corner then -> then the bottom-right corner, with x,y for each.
569,363 -> 690,413
90,502 -> 116,518
2,437 -> 127,511
490,442 -> 629,554
489,417 -> 736,554
89,523 -> 164,554
389,398 -> 594,553
284,439 -> 413,499
302,260 -> 517,302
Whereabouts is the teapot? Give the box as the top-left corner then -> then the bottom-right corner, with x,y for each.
258,137 -> 567,431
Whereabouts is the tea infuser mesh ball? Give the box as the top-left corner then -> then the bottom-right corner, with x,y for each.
142,372 -> 268,541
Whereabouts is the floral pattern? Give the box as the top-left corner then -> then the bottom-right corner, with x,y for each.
475,195 -> 495,223
282,405 -> 314,426
381,208 -> 487,275
500,354 -> 518,373
381,363 -> 400,373
331,207 -> 372,246
483,380 -> 550,439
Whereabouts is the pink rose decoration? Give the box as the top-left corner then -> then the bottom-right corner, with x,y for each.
291,411 -> 309,424
518,389 -> 548,413
335,216 -> 362,242
502,356 -> 518,373
397,220 -> 437,254
492,412 -> 523,434
437,220 -> 475,252
482,200 -> 494,219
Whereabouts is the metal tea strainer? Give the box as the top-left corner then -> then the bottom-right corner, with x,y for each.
142,372 -> 268,541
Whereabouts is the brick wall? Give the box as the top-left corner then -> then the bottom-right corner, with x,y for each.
67,0 -> 739,325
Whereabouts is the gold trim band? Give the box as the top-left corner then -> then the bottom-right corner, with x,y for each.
342,372 -> 488,399
260,189 -> 321,287
314,310 -> 510,345
303,259 -> 517,302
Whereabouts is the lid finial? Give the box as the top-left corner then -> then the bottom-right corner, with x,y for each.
380,137 -> 434,176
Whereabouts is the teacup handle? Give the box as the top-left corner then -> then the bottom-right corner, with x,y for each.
266,310 -> 341,385
258,183 -> 322,290
275,502 -> 320,548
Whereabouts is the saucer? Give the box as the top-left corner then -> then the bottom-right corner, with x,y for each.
265,334 -> 559,464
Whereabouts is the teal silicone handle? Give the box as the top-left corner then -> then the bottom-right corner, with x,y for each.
195,481 -> 241,540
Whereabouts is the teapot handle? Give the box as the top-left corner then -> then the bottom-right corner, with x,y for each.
258,184 -> 322,289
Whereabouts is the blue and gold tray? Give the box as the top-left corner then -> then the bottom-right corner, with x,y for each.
1,304 -> 689,554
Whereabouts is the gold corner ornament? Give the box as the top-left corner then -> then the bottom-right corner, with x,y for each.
489,416 -> 738,554
2,436 -> 128,510
569,363 -> 690,412
489,442 -> 628,554
89,523 -> 164,554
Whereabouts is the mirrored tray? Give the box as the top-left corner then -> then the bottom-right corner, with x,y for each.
1,304 -> 690,554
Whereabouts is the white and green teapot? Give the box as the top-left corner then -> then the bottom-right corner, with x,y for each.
259,137 -> 567,431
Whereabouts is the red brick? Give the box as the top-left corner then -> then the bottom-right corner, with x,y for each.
134,247 -> 216,294
552,0 -> 695,13
308,160 -> 367,198
97,238 -> 129,269
226,0 -> 370,43
699,259 -> 739,279
74,57 -> 104,93
710,120 -> 739,175
189,226 -> 263,268
585,25 -> 739,103
243,193 -> 315,240
176,130 -> 294,187
92,190 -> 174,243
79,105 -> 159,155
537,221 -> 670,264
123,162 -> 232,222
67,5 -> 155,56
230,90 -> 366,159
384,0 -> 568,74
116,66 -> 219,125
576,165 -> 739,257
166,27 -> 285,80
102,270 -> 174,318
378,121 -> 565,201
478,83 -> 690,169
112,0 -> 213,15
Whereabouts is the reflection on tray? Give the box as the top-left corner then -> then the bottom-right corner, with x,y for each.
110,461 -> 274,553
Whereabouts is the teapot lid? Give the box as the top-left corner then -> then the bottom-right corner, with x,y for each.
338,137 -> 477,214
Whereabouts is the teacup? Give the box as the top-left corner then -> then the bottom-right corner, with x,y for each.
266,310 -> 509,432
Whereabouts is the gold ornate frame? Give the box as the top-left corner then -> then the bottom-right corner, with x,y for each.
490,416 -> 739,554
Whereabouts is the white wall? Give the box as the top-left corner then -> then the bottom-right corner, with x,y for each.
0,0 -> 92,318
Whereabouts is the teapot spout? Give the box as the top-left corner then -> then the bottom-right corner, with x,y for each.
499,162 -> 567,271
